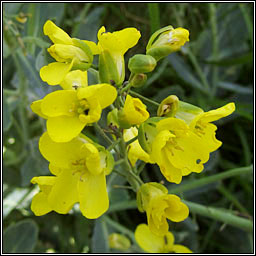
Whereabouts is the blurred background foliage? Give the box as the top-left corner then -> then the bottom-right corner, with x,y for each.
2,2 -> 253,253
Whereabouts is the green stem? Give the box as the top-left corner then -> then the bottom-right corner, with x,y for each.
120,82 -> 132,94
209,3 -> 219,98
103,215 -> 136,244
107,138 -> 121,152
137,162 -> 146,175
168,165 -> 252,194
125,136 -> 138,146
183,200 -> 253,232
94,123 -> 114,146
129,90 -> 159,107
118,131 -> 143,191
108,200 -> 137,214
114,159 -> 125,166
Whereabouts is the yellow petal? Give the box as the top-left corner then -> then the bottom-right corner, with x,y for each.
135,224 -> 165,253
190,102 -> 235,128
40,62 -> 73,85
172,244 -> 193,253
47,169 -> 79,214
151,130 -> 175,163
167,131 -> 210,173
98,26 -> 141,55
30,100 -> 48,119
160,149 -> 183,184
78,171 -> 109,219
47,115 -> 85,142
164,195 -> 189,222
43,20 -> 73,45
77,83 -> 117,109
81,143 -> 102,175
60,70 -> 88,90
39,132 -> 85,169
48,163 -> 62,176
31,176 -> 56,185
156,117 -> 189,136
83,40 -> 100,55
41,90 -> 78,117
31,192 -> 52,216
194,123 -> 222,153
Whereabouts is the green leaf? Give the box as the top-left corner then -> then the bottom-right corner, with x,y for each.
3,95 -> 12,132
217,81 -> 253,94
76,6 -> 105,42
205,52 -> 253,66
91,217 -> 109,253
168,53 -> 205,93
22,36 -> 50,49
3,219 -> 39,253
20,137 -> 50,187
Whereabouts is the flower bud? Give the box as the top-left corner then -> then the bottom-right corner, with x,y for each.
107,108 -> 120,128
129,73 -> 147,88
109,233 -> 131,251
157,95 -> 179,117
137,182 -> 168,212
118,95 -> 150,129
128,54 -> 156,74
146,25 -> 189,61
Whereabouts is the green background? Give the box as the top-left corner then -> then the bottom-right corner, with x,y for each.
3,2 -> 253,253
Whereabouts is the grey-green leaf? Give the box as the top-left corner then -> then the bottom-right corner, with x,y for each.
3,219 -> 39,253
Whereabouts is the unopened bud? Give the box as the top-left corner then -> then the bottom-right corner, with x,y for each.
146,26 -> 189,61
157,95 -> 179,117
128,54 -> 156,74
109,233 -> 131,251
130,73 -> 147,88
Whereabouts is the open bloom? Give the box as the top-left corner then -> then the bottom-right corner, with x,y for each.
31,83 -> 117,142
97,26 -> 141,85
123,127 -> 153,166
137,183 -> 189,236
40,20 -> 98,86
119,95 -> 149,128
150,118 -> 211,183
146,25 -> 189,61
31,132 -> 114,219
135,224 -> 192,253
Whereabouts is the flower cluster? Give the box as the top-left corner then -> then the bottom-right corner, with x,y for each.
30,20 -> 235,253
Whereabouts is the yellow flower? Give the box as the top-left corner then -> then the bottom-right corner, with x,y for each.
123,127 -> 153,166
30,83 -> 117,142
31,132 -> 114,219
108,233 -> 131,251
119,95 -> 149,128
137,183 -> 189,236
146,25 -> 189,61
135,224 -> 192,253
97,26 -> 141,85
40,20 -> 97,86
188,102 -> 236,153
150,118 -> 210,183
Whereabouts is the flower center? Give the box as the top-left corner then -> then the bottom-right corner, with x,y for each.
77,99 -> 91,123
71,158 -> 89,182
